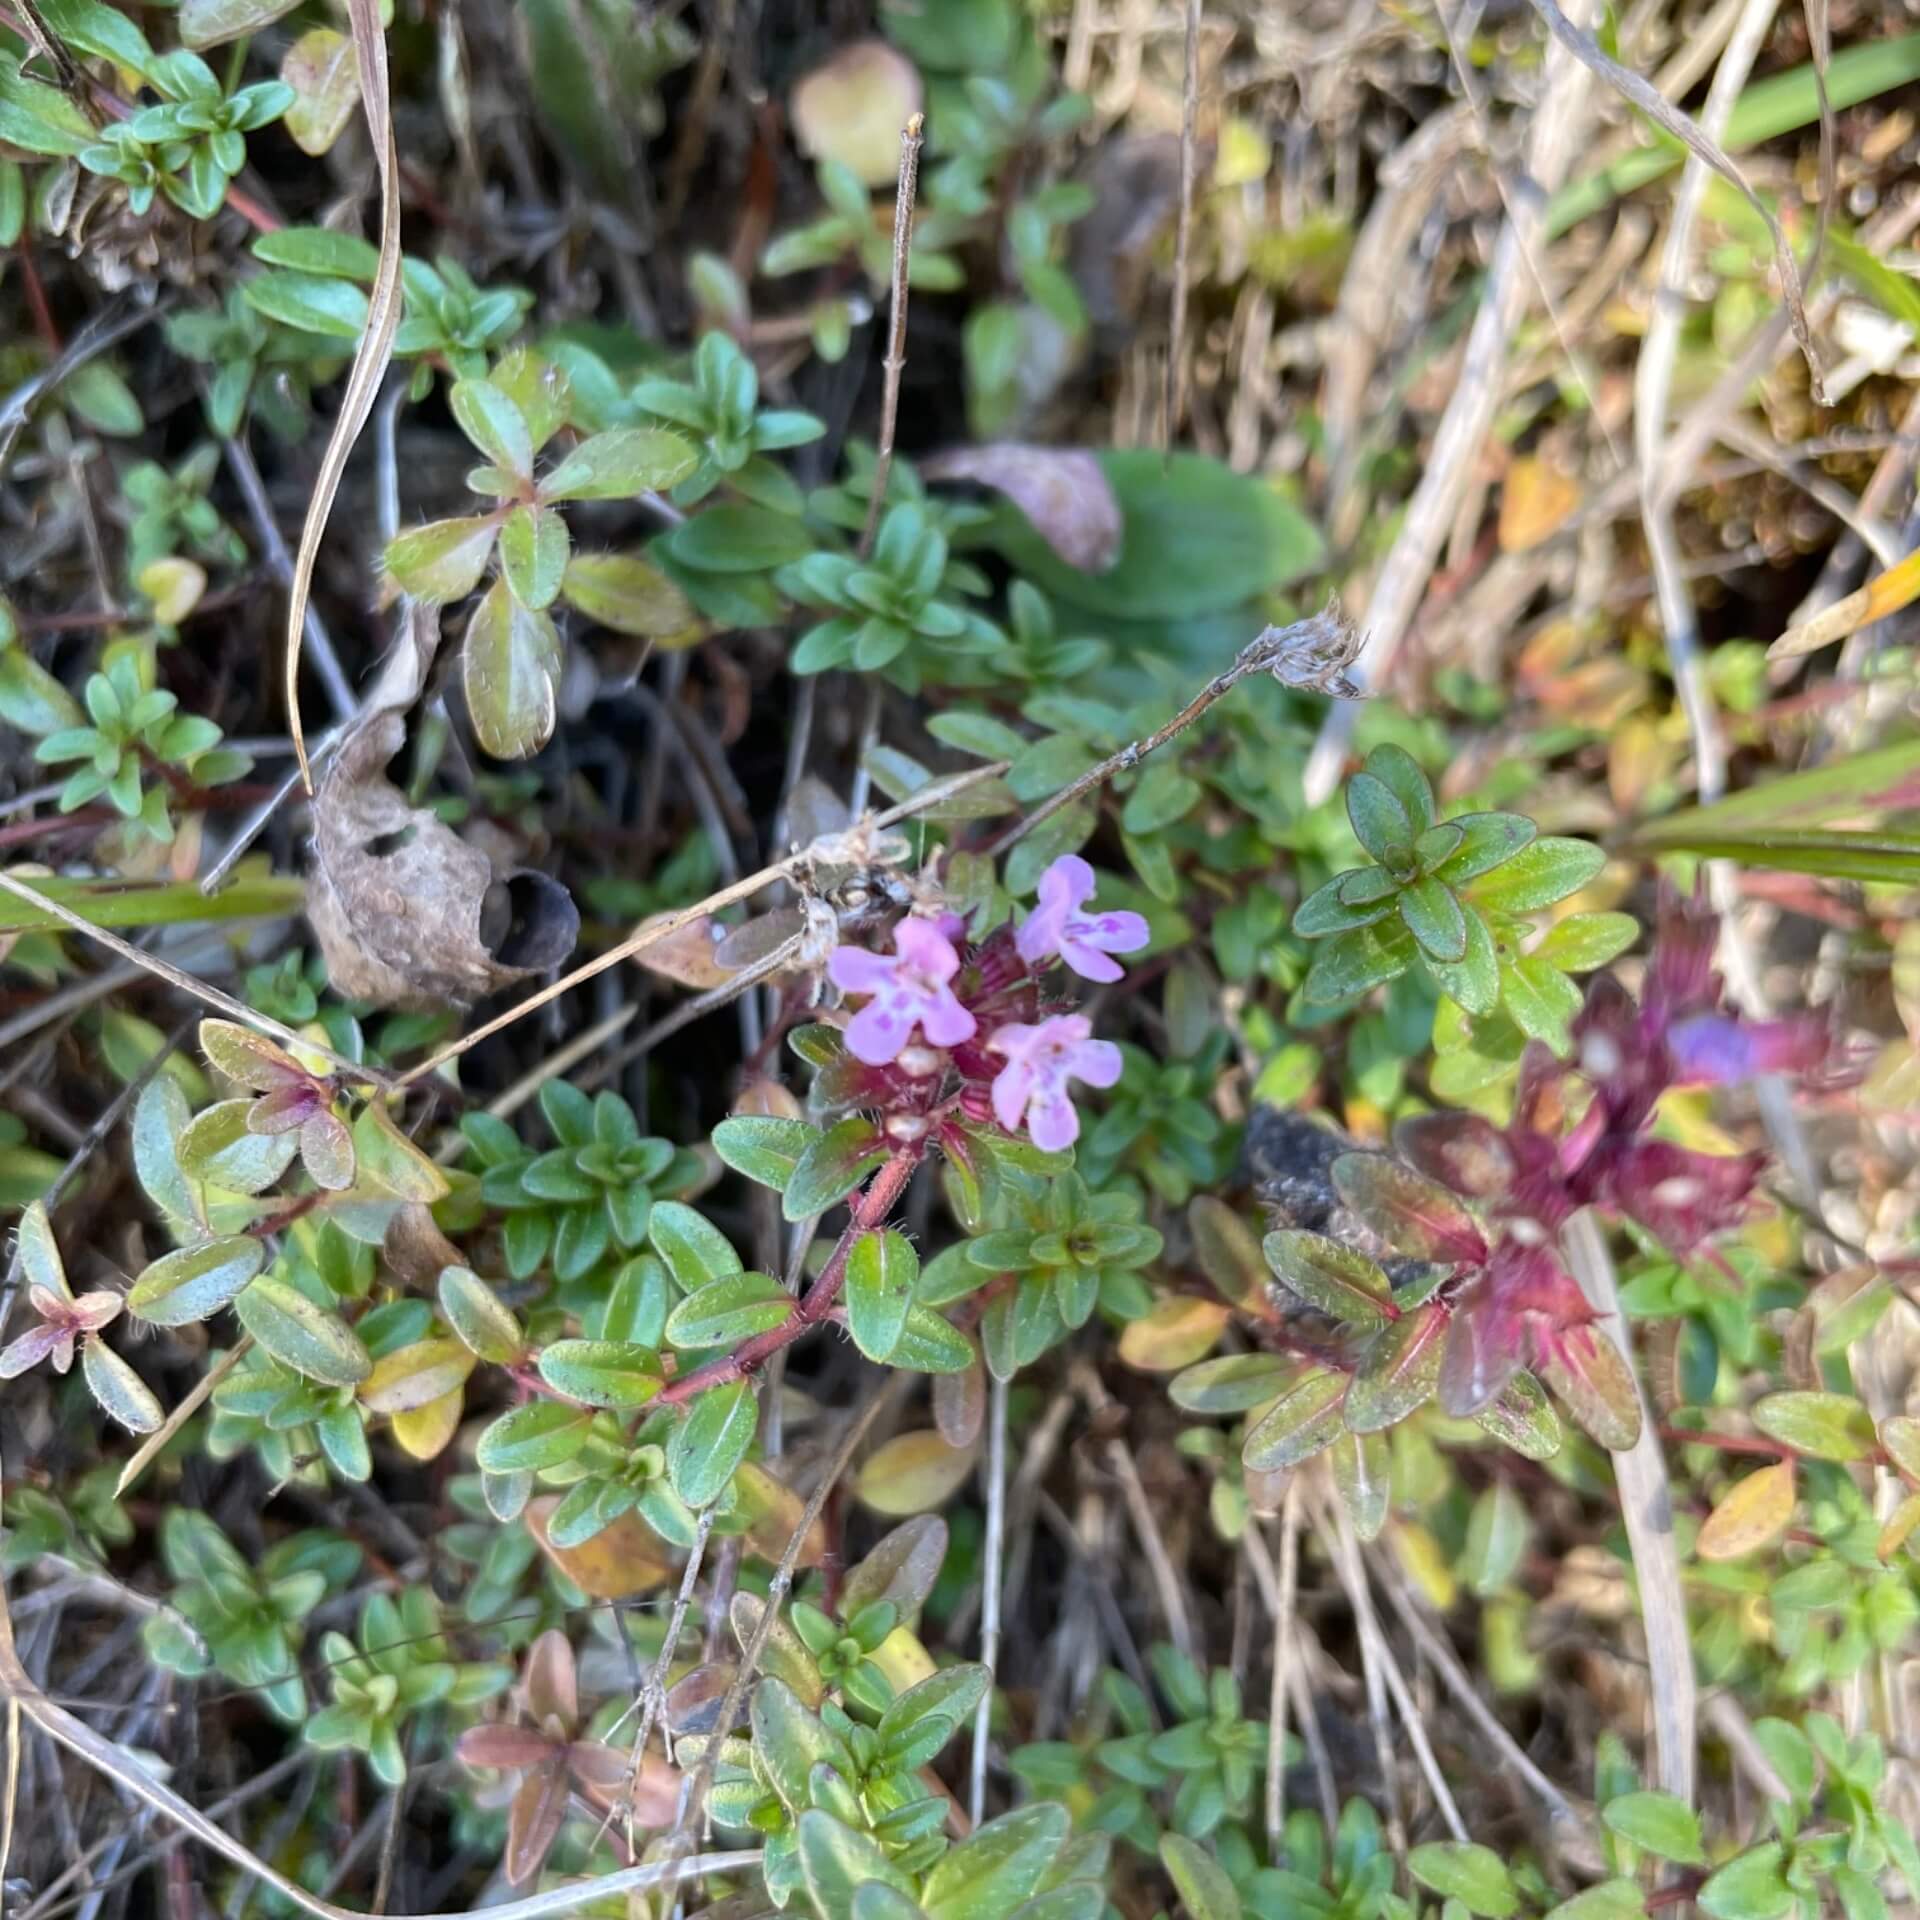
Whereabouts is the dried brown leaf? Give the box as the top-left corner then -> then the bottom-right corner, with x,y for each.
306,710 -> 578,1008
922,445 -> 1122,574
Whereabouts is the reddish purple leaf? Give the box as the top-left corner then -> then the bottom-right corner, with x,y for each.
522,1627 -> 577,1730
1394,1111 -> 1514,1200
921,445 -> 1122,574
457,1724 -> 558,1771
505,1760 -> 570,1885
1536,1323 -> 1642,1451
1332,1153 -> 1487,1265
1342,1303 -> 1447,1433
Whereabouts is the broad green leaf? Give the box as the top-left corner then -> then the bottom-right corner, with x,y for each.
664,1273 -> 792,1349
1500,954 -> 1584,1052
666,504 -> 815,572
250,224 -> 378,278
1539,1329 -> 1642,1452
1361,744 -> 1434,835
669,1380 -> 758,1507
1602,1791 -> 1705,1866
1342,1304 -> 1446,1433
1159,1834 -> 1241,1920
128,1235 -> 265,1326
1301,919 -> 1414,1005
1346,772 -> 1413,863
16,1200 -> 66,1299
648,1200 -> 742,1288
712,1115 -> 818,1192
350,1102 -> 451,1203
1751,1390 -> 1877,1461
82,1338 -> 163,1433
923,1804 -> 1070,1920
1431,812 -> 1536,885
1467,837 -> 1605,912
799,1810 -> 915,1920
437,1265 -> 525,1364
542,427 -> 697,501
1532,911 -> 1639,972
1263,1230 -> 1393,1324
490,348 -> 572,450
1242,1368 -> 1346,1471
463,578 -> 560,760
1699,1844 -> 1794,1920
500,504 -> 569,611
1407,1844 -> 1519,1919
177,1097 -> 298,1195
846,1228 -> 917,1362
387,516 -> 498,602
538,1338 -> 664,1409
1187,1196 -> 1271,1313
985,450 -> 1321,618
890,1304 -> 976,1374
0,638 -> 83,734
242,269 -> 370,339
1399,875 -> 1467,961
474,1400 -> 594,1473
1473,1371 -> 1563,1460
1169,1353 -> 1295,1414
784,1117 -> 889,1221
450,378 -> 533,476
1332,1152 -> 1486,1263
561,551 -> 700,640
1460,1480 -> 1530,1595
234,1276 -> 370,1386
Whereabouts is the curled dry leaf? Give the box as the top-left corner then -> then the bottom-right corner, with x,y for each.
923,445 -> 1122,575
307,710 -> 578,1008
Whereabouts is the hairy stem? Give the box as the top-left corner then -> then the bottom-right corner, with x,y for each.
657,1145 -> 923,1405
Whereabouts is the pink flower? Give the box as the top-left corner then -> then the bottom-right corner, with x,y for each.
0,1284 -> 122,1379
1016,856 -> 1150,984
828,917 -> 978,1066
987,1013 -> 1122,1152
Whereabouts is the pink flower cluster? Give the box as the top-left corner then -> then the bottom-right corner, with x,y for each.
825,855 -> 1149,1151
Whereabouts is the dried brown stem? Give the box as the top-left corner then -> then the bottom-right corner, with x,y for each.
859,113 -> 926,560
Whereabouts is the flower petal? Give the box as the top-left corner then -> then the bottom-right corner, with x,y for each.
827,945 -> 897,994
846,998 -> 912,1065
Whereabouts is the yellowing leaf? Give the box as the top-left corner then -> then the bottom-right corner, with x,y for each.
1117,1296 -> 1231,1372
282,27 -> 361,155
391,1386 -> 463,1459
1877,1491 -> 1920,1562
791,39 -> 922,187
854,1429 -> 978,1516
1697,1459 -> 1795,1561
1498,455 -> 1581,553
524,1494 -> 675,1598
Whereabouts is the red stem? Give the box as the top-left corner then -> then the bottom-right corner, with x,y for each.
657,1145 -> 923,1406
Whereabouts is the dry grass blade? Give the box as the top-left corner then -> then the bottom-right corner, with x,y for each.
1769,545 -> 1920,659
1564,1210 -> 1696,1807
1524,0 -> 1826,403
859,113 -> 926,560
115,1339 -> 253,1499
0,870 -> 388,1086
284,0 -> 403,792
1165,0 -> 1202,450
1304,11 -> 1595,801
